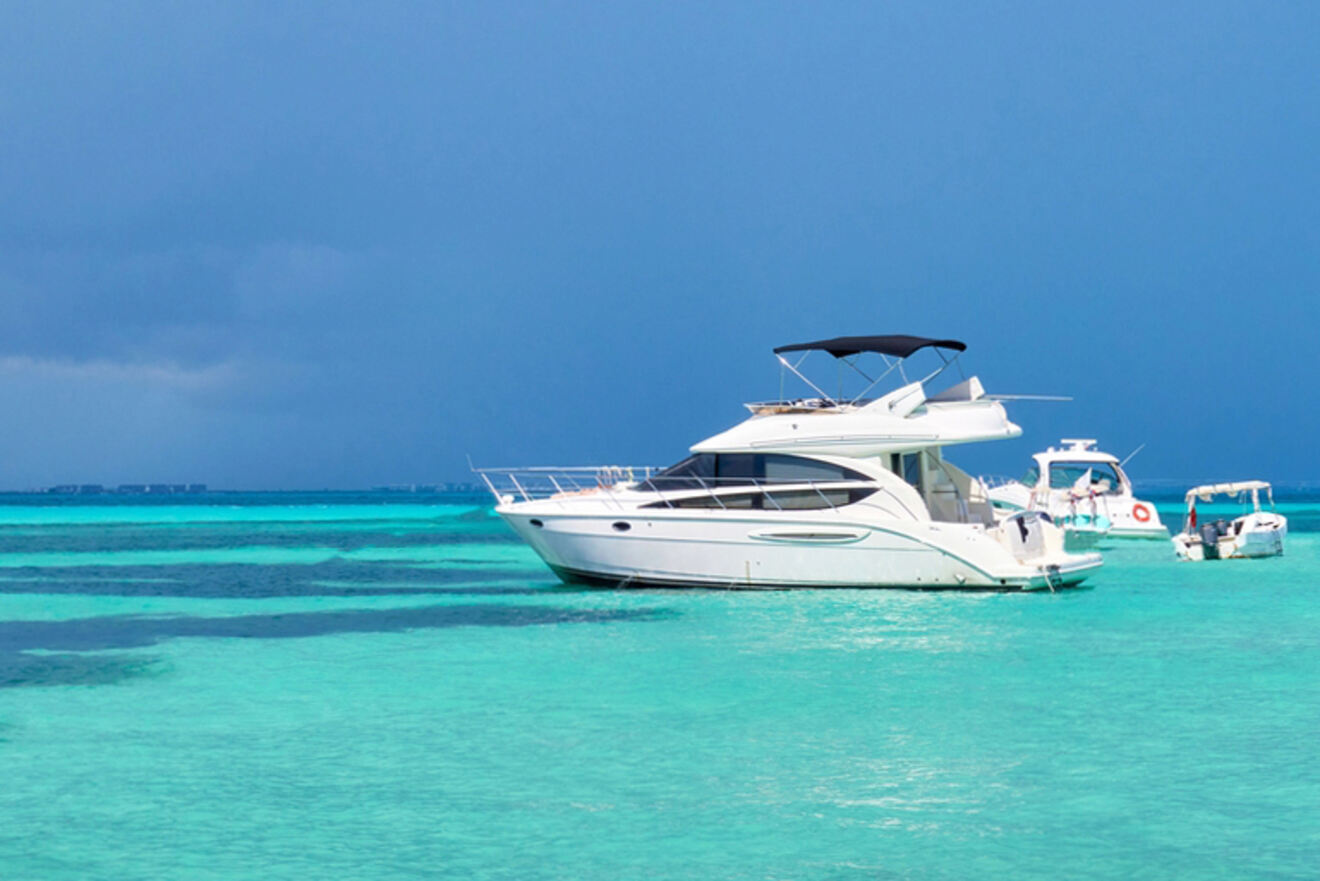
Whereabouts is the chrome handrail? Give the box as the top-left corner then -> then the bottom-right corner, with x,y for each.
472,464 -> 926,520
473,465 -> 659,510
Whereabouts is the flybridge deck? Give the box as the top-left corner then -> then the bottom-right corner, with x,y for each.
756,335 -> 1062,414
473,337 -> 986,503
473,334 -> 1045,501
766,334 -> 969,410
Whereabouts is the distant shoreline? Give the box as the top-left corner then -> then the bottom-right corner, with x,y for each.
0,483 -> 1314,501
0,484 -> 485,497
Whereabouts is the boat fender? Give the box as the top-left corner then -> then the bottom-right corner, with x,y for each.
1132,503 -> 1152,523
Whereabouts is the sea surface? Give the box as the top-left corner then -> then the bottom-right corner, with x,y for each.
1,491 -> 1316,880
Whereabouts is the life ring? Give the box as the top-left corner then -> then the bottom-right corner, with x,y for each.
1132,503 -> 1152,523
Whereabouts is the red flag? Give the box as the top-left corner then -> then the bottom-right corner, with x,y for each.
1189,497 -> 1197,530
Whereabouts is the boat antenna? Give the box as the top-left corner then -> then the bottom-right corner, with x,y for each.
983,394 -> 1073,402
917,348 -> 957,386
845,348 -> 959,406
775,353 -> 834,403
845,355 -> 902,405
1119,443 -> 1147,468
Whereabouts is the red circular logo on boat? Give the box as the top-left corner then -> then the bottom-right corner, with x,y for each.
1132,503 -> 1152,522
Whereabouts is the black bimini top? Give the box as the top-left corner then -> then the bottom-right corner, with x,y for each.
773,335 -> 967,359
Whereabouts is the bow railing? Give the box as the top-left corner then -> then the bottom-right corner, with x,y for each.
471,465 -> 924,520
472,465 -> 658,505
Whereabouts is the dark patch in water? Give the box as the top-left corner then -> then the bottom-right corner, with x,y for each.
0,579 -> 577,598
0,603 -> 672,688
0,652 -> 165,689
0,561 -> 564,599
0,524 -> 521,555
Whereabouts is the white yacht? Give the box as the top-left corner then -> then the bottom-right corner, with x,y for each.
477,335 -> 1102,591
987,440 -> 1168,540
1171,481 -> 1287,561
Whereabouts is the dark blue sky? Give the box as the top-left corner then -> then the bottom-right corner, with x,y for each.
1,2 -> 1316,488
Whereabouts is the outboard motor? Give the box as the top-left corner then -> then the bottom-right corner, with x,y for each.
1199,522 -> 1222,559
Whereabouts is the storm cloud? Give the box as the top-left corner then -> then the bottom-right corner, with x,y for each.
1,2 -> 1317,487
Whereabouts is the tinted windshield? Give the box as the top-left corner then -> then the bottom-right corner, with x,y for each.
643,487 -> 877,510
637,453 -> 868,492
1049,461 -> 1122,492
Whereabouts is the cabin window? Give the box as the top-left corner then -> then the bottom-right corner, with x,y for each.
713,454 -> 758,485
764,488 -> 860,510
636,453 -> 717,491
762,454 -> 866,483
1048,462 -> 1121,492
889,451 -> 924,494
641,488 -> 875,510
637,453 -> 866,492
902,453 -> 922,492
660,492 -> 761,509
1021,465 -> 1040,488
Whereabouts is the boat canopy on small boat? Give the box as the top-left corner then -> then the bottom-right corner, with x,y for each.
1185,481 -> 1274,503
1171,481 -> 1286,561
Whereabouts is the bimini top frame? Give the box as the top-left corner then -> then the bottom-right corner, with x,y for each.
1184,481 -> 1274,505
773,335 -> 967,359
771,334 -> 968,407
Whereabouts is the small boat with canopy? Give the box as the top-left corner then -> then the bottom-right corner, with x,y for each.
1171,481 -> 1286,561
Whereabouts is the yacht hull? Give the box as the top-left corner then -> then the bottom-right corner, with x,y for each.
501,509 -> 1099,591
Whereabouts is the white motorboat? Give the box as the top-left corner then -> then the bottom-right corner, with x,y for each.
1171,481 -> 1287,561
987,439 -> 1168,540
476,335 -> 1101,591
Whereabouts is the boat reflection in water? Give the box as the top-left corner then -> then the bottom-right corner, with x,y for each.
477,335 -> 1102,591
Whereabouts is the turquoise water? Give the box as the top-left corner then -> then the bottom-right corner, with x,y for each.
1,492 -> 1317,879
